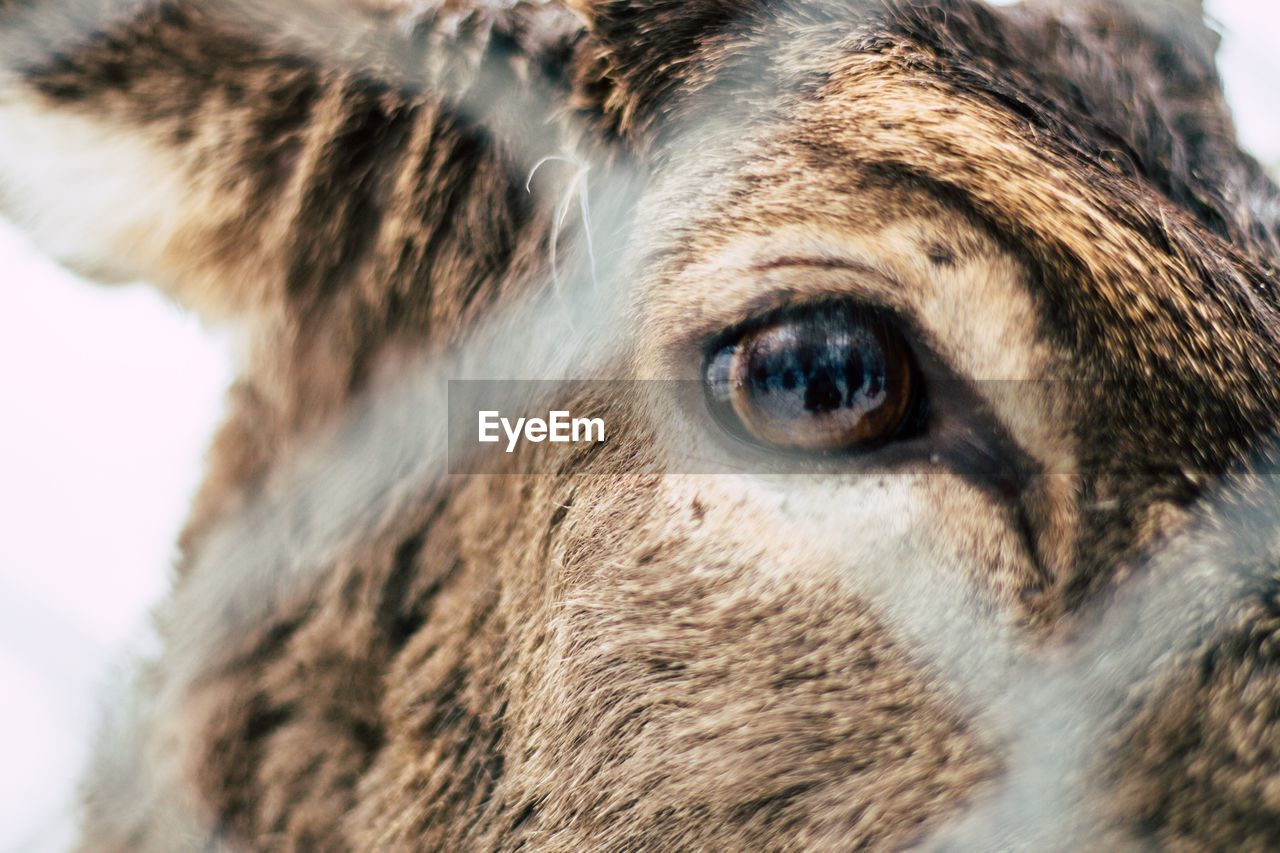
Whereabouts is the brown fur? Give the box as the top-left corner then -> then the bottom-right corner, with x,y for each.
3,0 -> 1280,848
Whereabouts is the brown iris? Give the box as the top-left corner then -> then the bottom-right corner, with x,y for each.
704,303 -> 918,453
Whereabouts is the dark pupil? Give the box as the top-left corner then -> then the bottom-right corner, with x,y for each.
746,314 -> 887,422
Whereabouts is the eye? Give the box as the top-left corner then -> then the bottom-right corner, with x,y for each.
703,303 -> 921,453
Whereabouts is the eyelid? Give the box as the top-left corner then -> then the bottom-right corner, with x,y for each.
704,292 -> 909,363
693,280 -> 944,392
657,246 -> 917,367
748,256 -> 881,276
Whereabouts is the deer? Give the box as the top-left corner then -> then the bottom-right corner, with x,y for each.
2,0 -> 1279,848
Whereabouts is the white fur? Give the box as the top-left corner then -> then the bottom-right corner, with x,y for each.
0,92 -> 199,285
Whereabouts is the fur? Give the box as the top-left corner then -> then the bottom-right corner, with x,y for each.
2,0 -> 1279,848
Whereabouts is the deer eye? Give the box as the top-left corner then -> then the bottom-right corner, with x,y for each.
703,303 -> 920,453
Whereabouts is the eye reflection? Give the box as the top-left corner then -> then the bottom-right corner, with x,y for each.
704,302 -> 919,453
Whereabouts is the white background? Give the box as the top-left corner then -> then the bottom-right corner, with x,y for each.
1,2 -> 1276,849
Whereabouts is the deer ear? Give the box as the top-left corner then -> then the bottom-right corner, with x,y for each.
1120,0 -> 1218,62
568,0 -> 767,148
1033,0 -> 1219,68
1015,0 -> 1278,250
